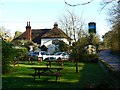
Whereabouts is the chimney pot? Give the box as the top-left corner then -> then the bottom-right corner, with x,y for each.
27,22 -> 28,26
29,21 -> 30,26
54,22 -> 58,28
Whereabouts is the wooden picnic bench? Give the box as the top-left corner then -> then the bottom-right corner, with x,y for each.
30,67 -> 63,81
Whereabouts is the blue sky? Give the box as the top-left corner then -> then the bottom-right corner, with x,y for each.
0,0 -> 113,38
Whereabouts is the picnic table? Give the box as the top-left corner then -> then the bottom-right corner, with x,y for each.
30,67 -> 63,81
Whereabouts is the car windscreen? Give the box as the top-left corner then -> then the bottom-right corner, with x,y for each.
55,52 -> 62,55
41,52 -> 46,55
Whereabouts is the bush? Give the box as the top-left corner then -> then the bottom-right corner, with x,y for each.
81,54 -> 98,63
41,45 -> 48,51
69,51 -> 81,62
69,51 -> 98,63
2,41 -> 15,74
110,50 -> 120,56
88,54 -> 98,63
14,47 -> 28,61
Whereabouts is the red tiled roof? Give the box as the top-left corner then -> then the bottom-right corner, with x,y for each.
12,23 -> 72,43
13,29 -> 50,41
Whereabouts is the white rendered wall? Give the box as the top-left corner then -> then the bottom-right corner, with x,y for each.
41,38 -> 69,47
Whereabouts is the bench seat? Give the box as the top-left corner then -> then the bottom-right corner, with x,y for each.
30,73 -> 62,81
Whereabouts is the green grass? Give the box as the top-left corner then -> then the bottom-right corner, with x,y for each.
2,61 -> 112,89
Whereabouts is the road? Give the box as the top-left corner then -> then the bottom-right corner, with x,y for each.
98,50 -> 120,71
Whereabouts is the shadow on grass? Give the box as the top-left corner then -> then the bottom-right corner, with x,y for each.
2,62 -> 114,89
78,63 -> 115,89
2,76 -> 84,89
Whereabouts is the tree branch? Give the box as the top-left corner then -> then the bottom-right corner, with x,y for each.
118,0 -> 120,3
64,0 -> 94,7
100,0 -> 115,11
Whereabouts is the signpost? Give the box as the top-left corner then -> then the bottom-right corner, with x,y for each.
88,22 -> 97,51
88,22 -> 96,34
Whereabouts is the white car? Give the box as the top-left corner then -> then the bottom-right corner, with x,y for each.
43,52 -> 69,60
28,51 -> 69,61
55,52 -> 69,60
28,51 -> 47,58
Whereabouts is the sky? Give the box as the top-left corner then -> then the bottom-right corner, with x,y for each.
0,0 -> 115,38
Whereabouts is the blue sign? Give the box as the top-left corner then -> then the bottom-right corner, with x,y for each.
88,22 -> 96,33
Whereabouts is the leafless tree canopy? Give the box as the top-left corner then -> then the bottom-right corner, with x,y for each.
59,10 -> 85,42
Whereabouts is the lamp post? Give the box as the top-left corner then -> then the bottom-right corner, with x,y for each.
88,22 -> 96,34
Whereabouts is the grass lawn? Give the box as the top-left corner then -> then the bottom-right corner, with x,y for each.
2,60 -> 112,89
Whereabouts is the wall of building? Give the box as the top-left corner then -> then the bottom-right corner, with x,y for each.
41,38 -> 69,47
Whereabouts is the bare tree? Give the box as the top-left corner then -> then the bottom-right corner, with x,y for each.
100,0 -> 119,11
59,10 -> 86,73
59,15 -> 71,38
59,10 -> 85,42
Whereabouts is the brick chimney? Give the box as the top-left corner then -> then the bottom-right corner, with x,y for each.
26,21 -> 32,41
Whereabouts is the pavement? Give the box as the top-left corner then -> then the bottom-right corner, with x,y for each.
98,50 -> 120,71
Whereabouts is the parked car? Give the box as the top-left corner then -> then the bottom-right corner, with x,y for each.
28,51 -> 69,61
44,57 -> 56,61
55,52 -> 69,60
43,52 -> 69,60
28,51 -> 47,58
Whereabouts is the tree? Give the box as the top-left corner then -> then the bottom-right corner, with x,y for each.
14,31 -> 22,39
2,40 -> 15,73
100,0 -> 120,10
59,10 -> 86,73
41,45 -> 48,51
109,3 -> 120,53
70,33 -> 89,73
102,31 -> 113,49
0,26 -> 6,38
102,2 -> 120,55
59,10 -> 85,42
0,27 -> 12,42
55,40 -> 69,52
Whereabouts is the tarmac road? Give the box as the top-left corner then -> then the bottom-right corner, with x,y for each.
98,50 -> 120,71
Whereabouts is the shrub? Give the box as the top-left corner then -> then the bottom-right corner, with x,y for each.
81,54 -> 98,63
69,51 -> 98,63
14,47 -> 28,61
41,45 -> 48,51
2,41 -> 15,73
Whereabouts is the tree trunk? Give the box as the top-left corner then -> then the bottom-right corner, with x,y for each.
75,62 -> 78,73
